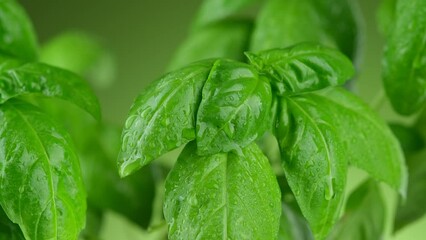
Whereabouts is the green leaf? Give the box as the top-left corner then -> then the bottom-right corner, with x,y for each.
390,123 -> 425,154
80,125 -> 155,227
278,203 -> 314,240
415,107 -> 426,140
250,0 -> 360,59
327,180 -> 386,240
193,0 -> 256,28
0,56 -> 101,119
276,96 -> 347,239
40,31 -> 116,89
311,88 -> 407,195
98,211 -> 168,240
0,207 -> 25,240
383,0 -> 426,115
168,19 -> 253,70
0,0 -> 38,60
118,60 -> 214,177
246,43 -> 354,95
164,142 -> 281,239
377,0 -> 397,35
0,100 -> 86,240
395,149 -> 426,231
196,59 -> 272,155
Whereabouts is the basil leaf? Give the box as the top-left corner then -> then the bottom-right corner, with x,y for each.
377,0 -> 396,35
311,88 -> 407,195
390,123 -> 425,154
251,0 -> 335,51
276,96 -> 347,239
383,0 -> 426,115
196,59 -> 272,155
0,56 -> 101,119
246,43 -> 354,95
98,211 -> 168,240
168,19 -> 252,70
0,207 -> 25,240
278,203 -> 314,240
164,142 -> 281,239
395,149 -> 426,231
118,60 -> 214,177
0,0 -> 38,61
328,180 -> 385,240
250,0 -> 360,59
415,107 -> 426,140
0,100 -> 86,239
40,31 -> 116,89
193,0 -> 256,28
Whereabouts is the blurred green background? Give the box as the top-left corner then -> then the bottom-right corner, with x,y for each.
19,0 -> 425,239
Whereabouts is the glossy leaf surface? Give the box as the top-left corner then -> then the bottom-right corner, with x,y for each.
327,181 -> 385,240
196,59 -> 272,155
276,96 -> 347,239
383,0 -> 426,115
0,100 -> 86,240
168,19 -> 252,70
118,60 -> 214,177
250,0 -> 360,59
0,0 -> 38,60
395,150 -> 426,231
164,143 -> 281,239
246,44 -> 354,95
312,88 -> 407,195
193,0 -> 256,28
0,56 -> 101,119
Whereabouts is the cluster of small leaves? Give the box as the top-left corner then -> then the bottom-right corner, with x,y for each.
119,39 -> 406,239
118,0 -> 406,239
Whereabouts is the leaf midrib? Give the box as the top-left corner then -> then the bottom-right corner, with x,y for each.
12,105 -> 58,239
285,97 -> 335,237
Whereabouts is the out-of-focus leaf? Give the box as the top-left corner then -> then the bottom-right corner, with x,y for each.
196,59 -> 272,155
390,123 -> 425,153
328,180 -> 386,240
193,0 -> 257,28
415,107 -> 426,140
168,19 -> 252,70
395,150 -> 426,231
40,31 -> 116,89
0,100 -> 86,240
164,142 -> 281,239
98,211 -> 167,240
0,0 -> 38,60
377,0 -> 397,35
0,56 -> 101,119
383,0 -> 426,115
0,207 -> 25,240
276,96 -> 347,239
246,43 -> 354,95
310,88 -> 407,196
278,203 -> 314,240
118,60 -> 214,177
250,0 -> 360,60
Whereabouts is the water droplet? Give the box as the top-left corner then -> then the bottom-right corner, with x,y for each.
324,177 -> 335,200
